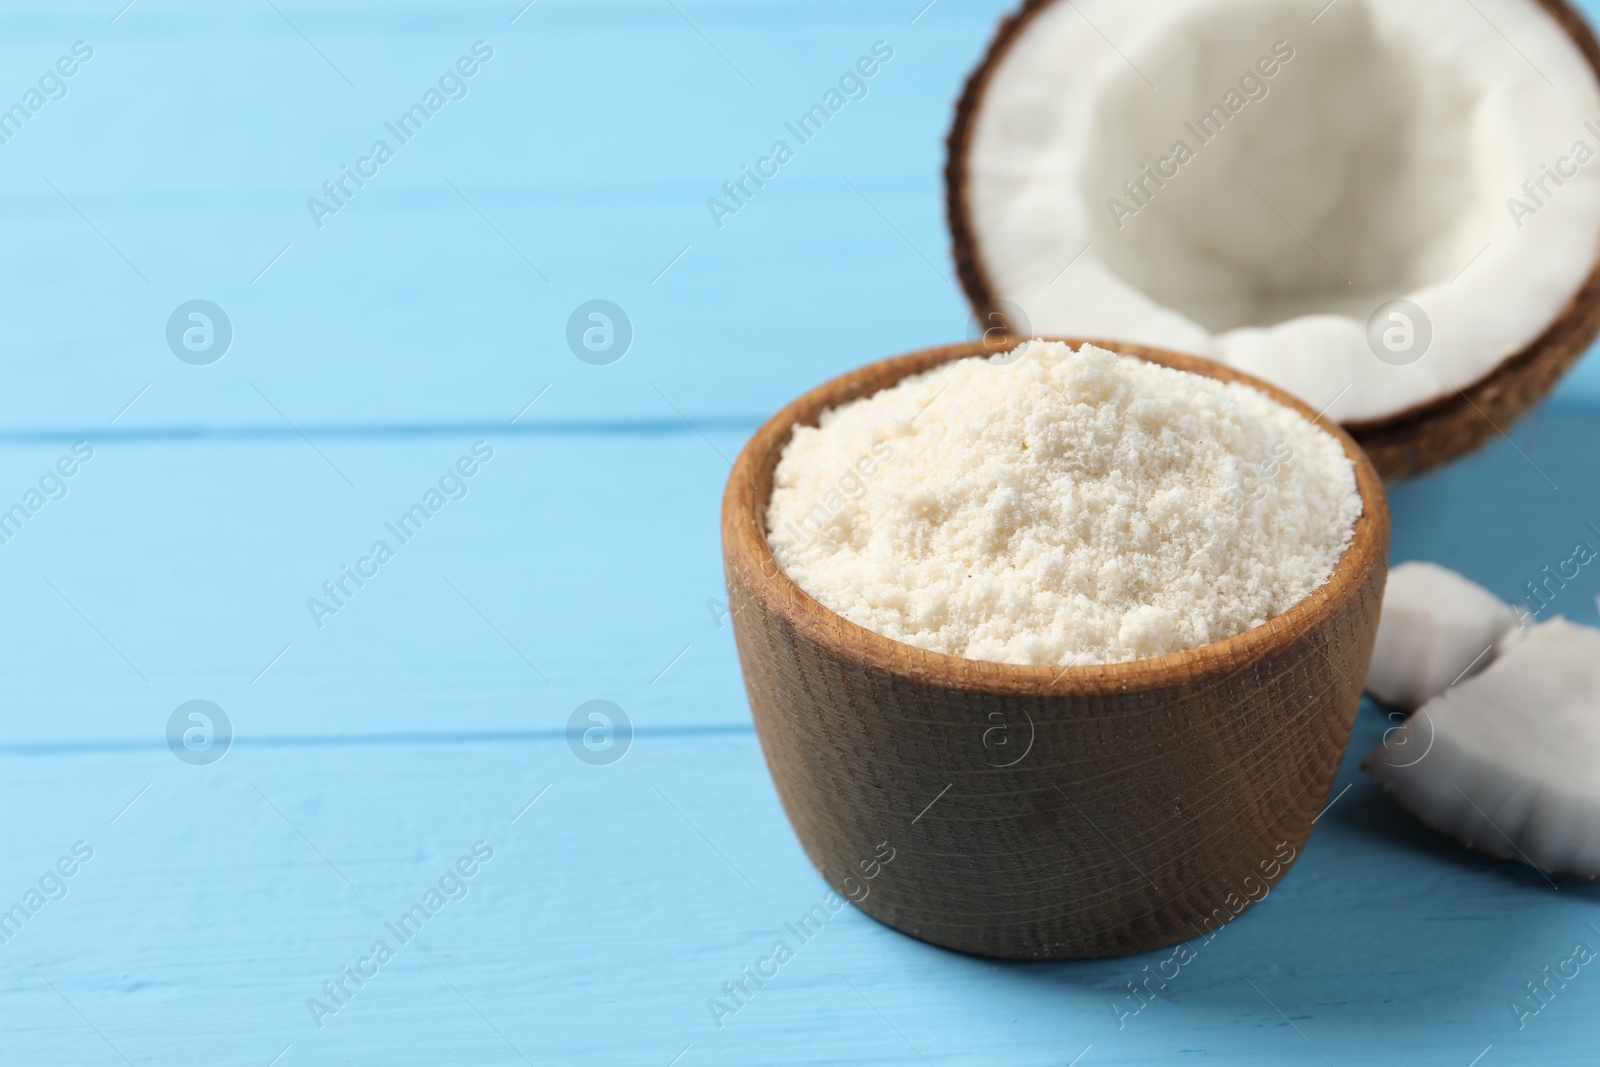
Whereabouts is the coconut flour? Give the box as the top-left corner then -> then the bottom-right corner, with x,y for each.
766,341 -> 1361,667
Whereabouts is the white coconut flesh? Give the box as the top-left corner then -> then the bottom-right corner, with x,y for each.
1366,561 -> 1520,708
961,0 -> 1600,423
1365,618 -> 1600,877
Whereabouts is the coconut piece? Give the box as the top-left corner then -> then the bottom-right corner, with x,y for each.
1364,618 -> 1600,877
1366,561 -> 1519,708
946,0 -> 1600,478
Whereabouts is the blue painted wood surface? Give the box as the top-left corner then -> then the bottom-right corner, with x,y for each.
3,2 -> 1600,1064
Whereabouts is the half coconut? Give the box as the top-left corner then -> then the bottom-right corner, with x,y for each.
947,0 -> 1600,478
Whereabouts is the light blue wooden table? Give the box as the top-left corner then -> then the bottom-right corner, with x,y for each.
3,2 -> 1600,1064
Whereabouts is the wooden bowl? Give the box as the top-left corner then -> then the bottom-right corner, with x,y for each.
721,338 -> 1391,959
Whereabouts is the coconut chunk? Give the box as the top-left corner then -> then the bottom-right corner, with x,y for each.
1365,561 -> 1518,708
1364,618 -> 1600,878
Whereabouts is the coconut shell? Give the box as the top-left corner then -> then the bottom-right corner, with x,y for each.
945,0 -> 1600,481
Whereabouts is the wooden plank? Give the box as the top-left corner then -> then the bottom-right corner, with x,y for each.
0,406 -> 1595,745
0,429 -> 755,742
1,711 -> 1597,1065
0,0 -> 1013,430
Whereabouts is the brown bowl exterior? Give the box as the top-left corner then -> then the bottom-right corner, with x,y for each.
722,339 -> 1391,959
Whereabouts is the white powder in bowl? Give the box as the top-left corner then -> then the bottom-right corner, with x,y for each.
766,340 -> 1362,667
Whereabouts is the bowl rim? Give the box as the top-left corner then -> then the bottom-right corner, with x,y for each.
721,337 -> 1392,698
